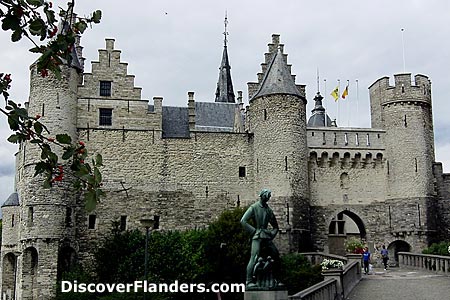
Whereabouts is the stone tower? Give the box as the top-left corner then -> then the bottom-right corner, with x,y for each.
2,43 -> 83,299
369,73 -> 436,244
247,35 -> 309,251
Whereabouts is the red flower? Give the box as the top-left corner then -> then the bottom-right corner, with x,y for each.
35,114 -> 41,119
79,141 -> 85,146
48,138 -> 55,142
40,69 -> 49,77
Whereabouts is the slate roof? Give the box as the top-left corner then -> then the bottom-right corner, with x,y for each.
2,192 -> 19,207
215,46 -> 236,103
161,102 -> 239,138
251,49 -> 302,100
308,92 -> 332,127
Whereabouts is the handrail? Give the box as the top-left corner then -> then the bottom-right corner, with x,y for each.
398,252 -> 450,275
289,278 -> 338,300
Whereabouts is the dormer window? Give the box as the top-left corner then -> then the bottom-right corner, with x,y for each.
100,81 -> 112,96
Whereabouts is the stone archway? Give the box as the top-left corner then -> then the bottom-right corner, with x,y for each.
328,210 -> 366,255
387,240 -> 411,266
22,247 -> 38,300
2,252 -> 17,300
57,246 -> 77,280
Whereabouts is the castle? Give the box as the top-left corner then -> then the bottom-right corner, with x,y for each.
1,32 -> 450,299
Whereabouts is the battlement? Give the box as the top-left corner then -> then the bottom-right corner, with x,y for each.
369,73 -> 432,106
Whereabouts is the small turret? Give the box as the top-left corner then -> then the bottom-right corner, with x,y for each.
307,92 -> 332,127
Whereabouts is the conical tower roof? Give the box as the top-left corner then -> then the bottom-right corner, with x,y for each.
251,48 -> 302,100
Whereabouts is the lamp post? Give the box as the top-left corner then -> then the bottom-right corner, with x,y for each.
140,218 -> 155,300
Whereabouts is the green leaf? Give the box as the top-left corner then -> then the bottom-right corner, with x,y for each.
26,0 -> 44,6
7,134 -> 22,143
62,147 -> 75,160
2,14 -> 21,31
11,30 -> 22,42
29,46 -> 43,53
95,153 -> 103,166
85,190 -> 97,212
75,21 -> 87,34
29,18 -> 46,36
94,167 -> 102,185
34,122 -> 43,135
56,134 -> 72,144
43,179 -> 52,188
7,115 -> 19,130
92,10 -> 102,23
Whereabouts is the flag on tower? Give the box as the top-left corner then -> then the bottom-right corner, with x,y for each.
342,84 -> 349,99
331,86 -> 339,101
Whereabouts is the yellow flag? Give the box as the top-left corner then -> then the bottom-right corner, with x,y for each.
331,86 -> 339,101
342,85 -> 348,99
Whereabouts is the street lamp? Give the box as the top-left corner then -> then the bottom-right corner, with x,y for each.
140,218 -> 155,300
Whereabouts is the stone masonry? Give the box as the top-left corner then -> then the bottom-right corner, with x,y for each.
1,33 -> 449,299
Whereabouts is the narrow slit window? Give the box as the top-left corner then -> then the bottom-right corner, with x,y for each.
366,134 -> 370,146
28,207 -> 34,227
344,133 -> 348,146
120,216 -> 127,231
65,207 -> 72,227
239,166 -> 246,178
88,215 -> 96,229
355,133 -> 359,146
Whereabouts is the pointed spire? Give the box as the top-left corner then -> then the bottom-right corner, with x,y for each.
215,12 -> 235,103
251,47 -> 302,100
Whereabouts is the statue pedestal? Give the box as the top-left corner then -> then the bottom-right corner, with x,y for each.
244,290 -> 288,300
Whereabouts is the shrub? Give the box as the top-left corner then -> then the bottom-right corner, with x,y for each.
280,253 -> 323,295
422,241 -> 450,256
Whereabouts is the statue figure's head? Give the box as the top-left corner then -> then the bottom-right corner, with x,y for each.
259,189 -> 271,203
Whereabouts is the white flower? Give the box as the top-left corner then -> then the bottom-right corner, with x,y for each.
320,259 -> 345,271
448,245 -> 450,254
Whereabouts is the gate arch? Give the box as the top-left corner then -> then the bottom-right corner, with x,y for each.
328,210 -> 366,255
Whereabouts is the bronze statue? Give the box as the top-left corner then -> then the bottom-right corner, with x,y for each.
241,189 -> 282,289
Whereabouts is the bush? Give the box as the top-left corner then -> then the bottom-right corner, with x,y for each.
422,241 -> 450,256
279,253 -> 323,295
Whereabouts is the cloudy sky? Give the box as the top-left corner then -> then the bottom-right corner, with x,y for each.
1,0 -> 449,205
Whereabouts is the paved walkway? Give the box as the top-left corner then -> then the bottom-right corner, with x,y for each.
347,268 -> 450,300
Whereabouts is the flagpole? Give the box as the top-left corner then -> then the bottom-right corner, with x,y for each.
356,79 -> 359,127
346,79 -> 350,127
337,79 -> 340,126
324,79 -> 328,126
401,28 -> 406,72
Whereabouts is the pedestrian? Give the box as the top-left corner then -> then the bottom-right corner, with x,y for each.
381,245 -> 389,270
363,247 -> 371,274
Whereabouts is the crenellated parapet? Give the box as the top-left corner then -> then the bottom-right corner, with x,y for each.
369,73 -> 431,106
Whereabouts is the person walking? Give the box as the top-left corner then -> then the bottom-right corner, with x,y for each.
381,245 -> 389,270
363,247 -> 371,275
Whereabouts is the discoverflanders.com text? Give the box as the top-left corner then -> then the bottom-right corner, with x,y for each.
61,280 -> 245,294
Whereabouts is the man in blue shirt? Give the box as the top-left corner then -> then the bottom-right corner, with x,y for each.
363,247 -> 371,274
380,245 -> 389,270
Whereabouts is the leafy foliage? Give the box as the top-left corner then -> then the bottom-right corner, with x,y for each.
280,253 -> 323,295
422,241 -> 450,256
0,0 -> 104,210
56,208 -> 323,300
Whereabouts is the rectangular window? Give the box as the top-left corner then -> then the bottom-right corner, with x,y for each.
88,215 -> 96,229
65,207 -> 72,227
120,216 -> 127,231
99,108 -> 113,126
239,166 -> 246,178
100,81 -> 112,96
28,207 -> 34,227
11,214 -> 14,227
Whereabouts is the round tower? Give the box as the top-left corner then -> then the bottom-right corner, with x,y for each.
369,73 -> 435,199
248,35 -> 309,252
12,47 -> 82,298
